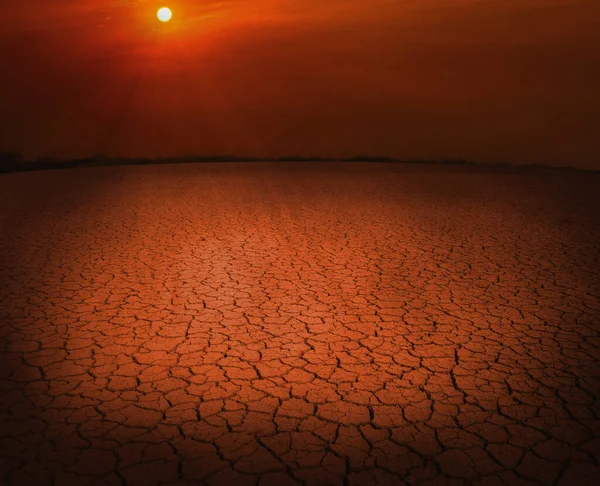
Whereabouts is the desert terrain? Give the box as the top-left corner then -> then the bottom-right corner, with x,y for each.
0,162 -> 599,485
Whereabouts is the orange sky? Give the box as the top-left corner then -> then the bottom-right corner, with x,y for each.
1,1 -> 599,167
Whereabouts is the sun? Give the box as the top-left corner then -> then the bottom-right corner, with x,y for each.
157,7 -> 172,22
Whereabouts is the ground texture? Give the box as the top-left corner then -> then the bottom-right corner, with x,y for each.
1,162 -> 599,485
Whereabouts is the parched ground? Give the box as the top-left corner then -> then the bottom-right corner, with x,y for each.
0,162 -> 599,486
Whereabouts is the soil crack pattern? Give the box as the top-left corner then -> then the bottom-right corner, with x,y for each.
1,163 -> 599,485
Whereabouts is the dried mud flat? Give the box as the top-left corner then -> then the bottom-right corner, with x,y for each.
0,162 -> 599,486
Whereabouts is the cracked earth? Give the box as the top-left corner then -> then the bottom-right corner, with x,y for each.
0,162 -> 599,485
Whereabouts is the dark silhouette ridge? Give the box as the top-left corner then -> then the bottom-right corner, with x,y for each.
0,152 -> 598,174
0,151 -> 24,171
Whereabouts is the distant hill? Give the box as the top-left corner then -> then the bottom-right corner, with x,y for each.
0,153 -> 597,174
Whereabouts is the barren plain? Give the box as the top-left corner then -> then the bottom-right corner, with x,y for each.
0,162 -> 599,485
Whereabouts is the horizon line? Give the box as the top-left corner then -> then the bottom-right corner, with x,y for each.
1,153 -> 599,175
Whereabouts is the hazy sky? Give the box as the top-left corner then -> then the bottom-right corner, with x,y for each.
1,1 -> 599,167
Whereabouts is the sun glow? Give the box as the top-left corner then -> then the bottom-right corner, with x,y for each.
157,7 -> 172,22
